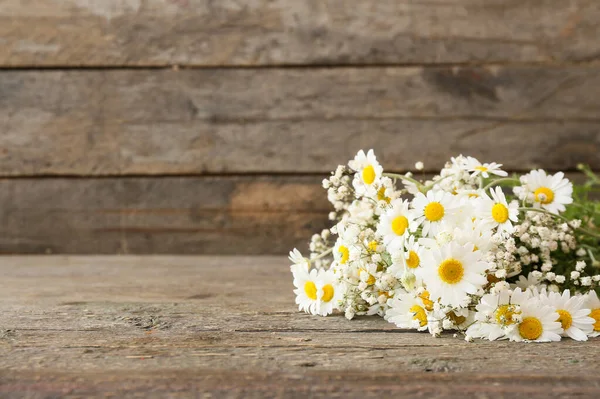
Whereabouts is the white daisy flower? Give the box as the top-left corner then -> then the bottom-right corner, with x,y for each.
505,298 -> 562,342
388,235 -> 424,279
292,268 -> 340,316
464,156 -> 508,178
386,291 -> 433,331
542,290 -> 594,341
516,169 -> 573,214
333,238 -> 351,266
477,187 -> 519,235
451,195 -> 479,229
513,272 -> 543,291
585,290 -> 600,337
412,190 -> 459,238
452,222 -> 494,254
403,178 -> 423,196
314,270 -> 341,316
455,188 -> 485,200
349,149 -> 383,196
292,267 -> 320,314
449,155 -> 471,173
400,235 -> 424,273
377,199 -> 416,251
417,241 -> 489,308
467,287 -> 531,341
375,176 -> 395,206
288,248 -> 309,272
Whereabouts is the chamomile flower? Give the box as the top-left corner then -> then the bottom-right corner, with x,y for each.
417,241 -> 488,308
465,156 -> 508,178
289,149 -> 600,345
505,298 -> 562,342
513,272 -> 543,291
289,248 -> 309,272
452,222 -> 494,254
412,190 -> 458,237
542,290 -> 594,341
377,199 -> 416,251
467,288 -> 531,341
388,235 -> 424,278
333,239 -> 351,267
314,270 -> 341,316
375,177 -> 396,207
477,187 -> 518,235
400,235 -> 424,273
515,169 -> 573,214
292,268 -> 339,316
349,149 -> 383,196
386,291 -> 432,331
292,267 -> 320,314
585,290 -> 600,337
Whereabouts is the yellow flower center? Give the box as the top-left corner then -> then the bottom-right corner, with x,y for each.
438,258 -> 464,284
378,290 -> 392,299
475,166 -> 488,172
556,309 -> 573,330
491,203 -> 509,224
534,187 -> 554,204
495,304 -> 520,326
359,268 -> 376,285
377,187 -> 391,203
424,202 -> 445,222
468,193 -> 480,198
368,240 -> 378,252
406,250 -> 420,269
410,304 -> 428,327
590,308 -> 600,332
519,317 -> 543,340
304,281 -> 317,300
362,165 -> 376,185
322,284 -> 334,302
419,291 -> 434,311
392,216 -> 409,236
338,245 -> 349,264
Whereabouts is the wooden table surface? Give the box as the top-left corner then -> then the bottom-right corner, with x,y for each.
1,256 -> 599,398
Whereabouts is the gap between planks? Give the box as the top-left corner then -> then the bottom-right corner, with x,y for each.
1,60 -> 600,71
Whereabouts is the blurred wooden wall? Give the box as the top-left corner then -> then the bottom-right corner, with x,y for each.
0,0 -> 598,254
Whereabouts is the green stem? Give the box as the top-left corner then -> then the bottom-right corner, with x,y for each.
588,249 -> 599,267
422,175 -> 451,192
310,247 -> 333,262
577,164 -> 600,185
570,202 -> 600,217
383,173 -> 423,187
482,177 -> 521,191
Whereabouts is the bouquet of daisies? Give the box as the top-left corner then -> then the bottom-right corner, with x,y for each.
289,150 -> 600,342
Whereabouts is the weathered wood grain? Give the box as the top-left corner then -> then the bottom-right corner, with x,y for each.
1,0 -> 599,66
0,176 -> 330,255
0,173 -> 595,255
1,66 -> 599,175
1,256 -> 599,398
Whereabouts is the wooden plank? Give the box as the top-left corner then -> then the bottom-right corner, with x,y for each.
0,0 -> 599,66
1,255 -> 599,398
0,173 -> 594,255
0,176 -> 330,255
1,66 -> 599,175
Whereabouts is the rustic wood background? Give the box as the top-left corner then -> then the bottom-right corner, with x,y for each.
1,0 -> 599,254
3,255 -> 600,397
